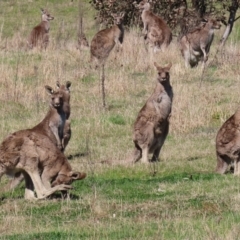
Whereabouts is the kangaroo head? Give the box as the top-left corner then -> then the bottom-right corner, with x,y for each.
136,0 -> 151,11
45,85 -> 63,109
154,62 -> 172,83
202,17 -> 221,30
51,171 -> 87,187
41,8 -> 54,22
56,81 -> 71,91
111,12 -> 125,25
56,81 -> 71,102
210,18 -> 221,30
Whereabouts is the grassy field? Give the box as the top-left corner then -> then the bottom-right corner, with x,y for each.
0,0 -> 240,239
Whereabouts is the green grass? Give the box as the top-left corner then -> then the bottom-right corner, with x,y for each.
1,166 -> 240,239
0,1 -> 240,239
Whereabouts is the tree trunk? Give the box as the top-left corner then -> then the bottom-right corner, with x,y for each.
219,0 -> 239,48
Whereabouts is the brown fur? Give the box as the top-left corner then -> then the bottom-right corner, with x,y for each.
179,17 -> 221,67
31,85 -> 66,150
62,119 -> 71,150
132,62 -> 173,163
0,130 -> 86,200
56,81 -> 72,150
136,0 -> 172,52
27,8 -> 54,49
216,108 -> 240,175
6,82 -> 71,191
90,12 -> 125,66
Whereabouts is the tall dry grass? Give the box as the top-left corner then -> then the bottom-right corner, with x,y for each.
0,14 -> 239,166
0,1 -> 238,192
1,2 -> 240,238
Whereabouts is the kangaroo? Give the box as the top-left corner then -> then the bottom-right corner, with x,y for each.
179,17 -> 221,67
62,119 -> 71,151
132,62 -> 173,163
31,85 -> 66,150
90,12 -> 125,108
135,0 -> 172,52
56,81 -> 71,150
27,8 -> 54,49
0,130 -> 86,200
216,108 -> 240,175
90,12 -> 125,66
5,82 -> 71,191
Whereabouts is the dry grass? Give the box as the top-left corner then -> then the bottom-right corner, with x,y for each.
1,30 -> 237,161
0,1 -> 240,239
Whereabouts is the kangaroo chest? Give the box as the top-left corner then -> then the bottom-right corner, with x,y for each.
153,89 -> 172,119
42,22 -> 50,33
57,112 -> 66,137
48,111 -> 66,138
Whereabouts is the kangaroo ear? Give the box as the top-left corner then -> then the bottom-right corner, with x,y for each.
68,171 -> 86,180
120,12 -> 125,18
56,81 -> 60,89
165,62 -> 172,70
154,62 -> 160,69
45,85 -> 54,95
66,81 -> 71,90
40,8 -> 45,13
201,18 -> 208,23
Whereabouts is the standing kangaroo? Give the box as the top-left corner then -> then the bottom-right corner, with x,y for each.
179,17 -> 221,67
216,108 -> 240,175
135,0 -> 172,52
56,81 -> 71,150
0,130 -> 86,200
90,12 -> 125,66
5,82 -> 71,191
90,12 -> 125,108
27,8 -> 54,49
132,62 -> 173,163
31,84 -> 67,150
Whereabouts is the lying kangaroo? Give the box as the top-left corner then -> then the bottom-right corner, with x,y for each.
179,17 -> 221,67
90,12 -> 125,66
6,82 -> 71,190
135,0 -> 172,52
27,8 -> 54,49
132,62 -> 173,163
0,130 -> 86,200
216,108 -> 240,175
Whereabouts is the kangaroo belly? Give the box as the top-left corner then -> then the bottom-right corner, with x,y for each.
154,92 -> 172,119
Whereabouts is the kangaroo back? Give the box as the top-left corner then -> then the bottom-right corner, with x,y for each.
179,17 -> 221,67
27,8 -> 54,49
90,12 -> 125,66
